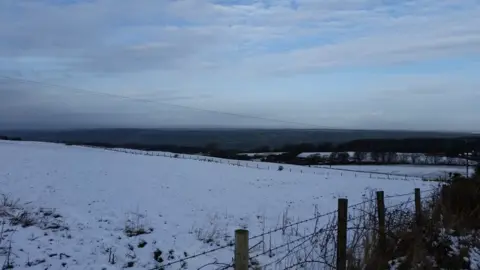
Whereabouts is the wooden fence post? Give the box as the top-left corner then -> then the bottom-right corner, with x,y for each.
235,229 -> 249,270
337,198 -> 348,270
414,188 -> 422,227
376,191 -> 386,255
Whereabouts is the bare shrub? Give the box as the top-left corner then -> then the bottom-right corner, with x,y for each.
0,194 -> 67,232
252,181 -> 480,270
252,205 -> 339,270
10,210 -> 36,228
191,214 -> 232,247
124,211 -> 153,237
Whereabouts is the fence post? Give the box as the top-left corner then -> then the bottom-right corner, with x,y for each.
414,188 -> 422,227
337,198 -> 348,270
376,191 -> 386,257
235,229 -> 249,270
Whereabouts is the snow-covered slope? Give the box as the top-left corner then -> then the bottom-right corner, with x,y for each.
0,141 -> 437,269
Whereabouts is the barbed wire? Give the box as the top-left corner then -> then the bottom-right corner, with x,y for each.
282,255 -> 337,270
140,186 -> 438,269
150,242 -> 234,269
248,189 -> 438,257
260,240 -> 336,270
249,209 -> 339,241
250,230 -> 326,260
197,260 -> 234,270
173,185 -> 442,269
58,147 -> 449,269
347,190 -> 418,210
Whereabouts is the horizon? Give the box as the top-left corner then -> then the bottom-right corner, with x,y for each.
1,126 -> 476,135
1,1 -> 479,131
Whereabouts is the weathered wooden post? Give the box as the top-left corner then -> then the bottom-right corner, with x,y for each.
414,188 -> 422,227
376,191 -> 386,253
235,229 -> 249,270
337,198 -> 348,270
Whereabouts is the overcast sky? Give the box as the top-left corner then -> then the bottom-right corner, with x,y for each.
1,0 -> 479,131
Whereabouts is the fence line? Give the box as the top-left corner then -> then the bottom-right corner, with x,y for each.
114,186 -> 439,270
81,145 -> 433,182
242,187 -> 438,270
74,145 -> 450,269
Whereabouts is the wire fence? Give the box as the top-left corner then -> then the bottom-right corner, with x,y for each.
79,145 -> 443,182
243,188 -> 437,270
131,186 -> 440,270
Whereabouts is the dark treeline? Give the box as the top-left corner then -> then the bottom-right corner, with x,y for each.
0,135 -> 22,141
338,137 -> 480,156
271,137 -> 480,156
1,135 -> 479,162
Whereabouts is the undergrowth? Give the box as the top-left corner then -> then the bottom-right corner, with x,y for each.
254,173 -> 480,270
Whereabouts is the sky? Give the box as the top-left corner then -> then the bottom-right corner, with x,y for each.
0,0 -> 479,131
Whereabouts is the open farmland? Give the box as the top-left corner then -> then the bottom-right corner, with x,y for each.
0,140 -> 443,269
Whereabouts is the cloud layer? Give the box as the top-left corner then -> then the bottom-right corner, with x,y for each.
1,0 -> 479,131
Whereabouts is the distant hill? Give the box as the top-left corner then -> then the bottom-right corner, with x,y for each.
0,128 -> 473,151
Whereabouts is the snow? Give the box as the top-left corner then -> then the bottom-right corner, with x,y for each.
0,140 -> 447,269
324,164 -> 473,179
103,148 -> 471,181
238,152 -> 285,157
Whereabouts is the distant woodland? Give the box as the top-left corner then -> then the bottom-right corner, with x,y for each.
2,134 -> 478,166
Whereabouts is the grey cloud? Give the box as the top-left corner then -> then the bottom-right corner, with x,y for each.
0,1 -> 224,74
0,77 -> 222,129
247,26 -> 480,75
3,0 -> 479,76
1,0 -> 480,131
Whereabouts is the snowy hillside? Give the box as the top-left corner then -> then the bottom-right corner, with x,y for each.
0,140 -> 439,269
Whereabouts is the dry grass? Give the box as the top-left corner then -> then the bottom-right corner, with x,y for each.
347,174 -> 480,270
253,172 -> 480,270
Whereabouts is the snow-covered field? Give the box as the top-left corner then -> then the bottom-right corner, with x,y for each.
0,141 -> 442,269
103,147 -> 471,181
328,164 -> 472,180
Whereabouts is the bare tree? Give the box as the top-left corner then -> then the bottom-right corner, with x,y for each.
354,152 -> 367,163
379,152 -> 388,163
410,153 -> 421,164
328,152 -> 338,163
386,152 -> 398,163
433,155 -> 442,165
397,153 -> 409,164
425,155 -> 435,165
370,152 -> 381,163
337,152 -> 350,163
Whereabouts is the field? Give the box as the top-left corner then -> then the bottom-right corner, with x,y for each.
327,164 -> 471,179
109,148 -> 471,181
0,140 -> 459,269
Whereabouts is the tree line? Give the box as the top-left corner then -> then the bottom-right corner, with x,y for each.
1,134 -> 479,164
265,137 -> 479,156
